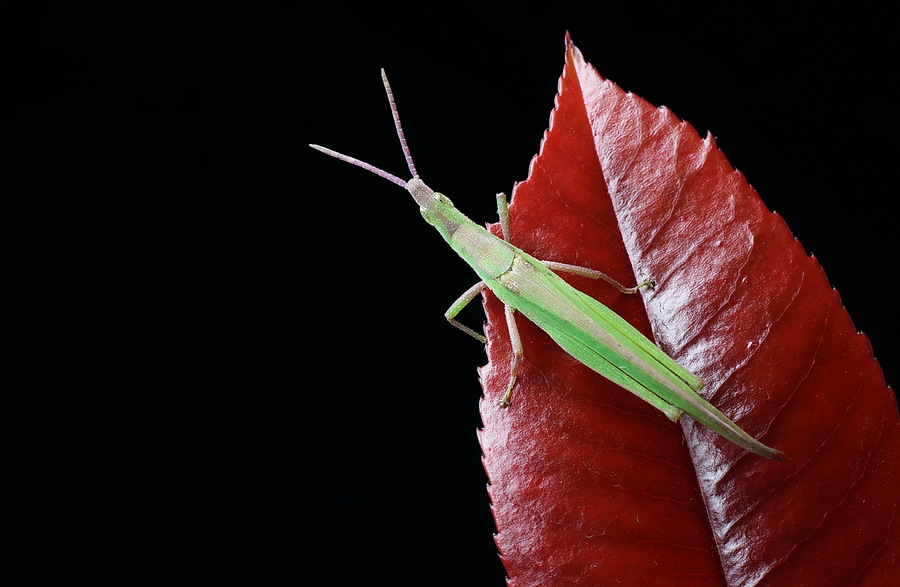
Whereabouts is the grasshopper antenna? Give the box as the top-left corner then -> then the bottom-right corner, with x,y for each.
308,144 -> 407,187
381,69 -> 419,179
309,69 -> 418,188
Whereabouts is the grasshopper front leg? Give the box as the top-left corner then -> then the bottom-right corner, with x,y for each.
445,281 -> 488,343
446,280 -> 523,407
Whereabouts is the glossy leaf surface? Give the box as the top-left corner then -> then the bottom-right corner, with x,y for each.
478,38 -> 900,586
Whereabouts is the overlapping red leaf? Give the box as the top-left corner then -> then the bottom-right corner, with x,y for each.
478,37 -> 900,586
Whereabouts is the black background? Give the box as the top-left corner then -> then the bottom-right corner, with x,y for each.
4,2 -> 897,585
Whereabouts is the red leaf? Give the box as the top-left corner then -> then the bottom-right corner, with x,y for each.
478,37 -> 900,586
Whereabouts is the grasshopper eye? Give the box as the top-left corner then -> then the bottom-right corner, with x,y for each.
435,193 -> 454,207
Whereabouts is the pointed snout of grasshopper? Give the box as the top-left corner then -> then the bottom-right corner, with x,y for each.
407,178 -> 435,209
407,178 -> 462,235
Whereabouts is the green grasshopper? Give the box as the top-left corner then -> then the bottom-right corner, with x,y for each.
311,70 -> 783,460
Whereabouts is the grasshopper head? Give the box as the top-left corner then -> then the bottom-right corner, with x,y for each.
407,178 -> 468,239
